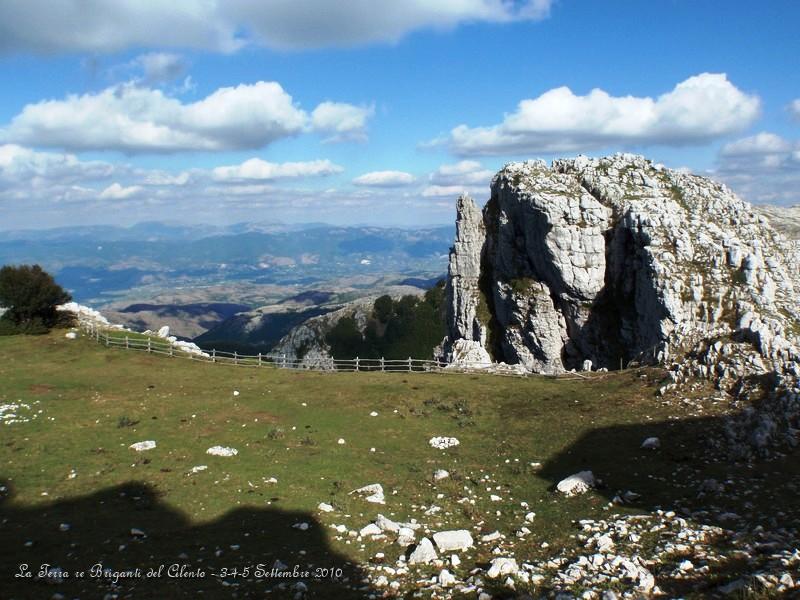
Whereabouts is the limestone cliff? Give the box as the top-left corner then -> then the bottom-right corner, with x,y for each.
440,154 -> 800,386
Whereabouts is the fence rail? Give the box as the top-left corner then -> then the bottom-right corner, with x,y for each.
78,321 -> 586,379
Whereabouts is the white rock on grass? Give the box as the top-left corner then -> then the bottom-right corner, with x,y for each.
206,446 -> 238,457
438,569 -> 456,587
359,523 -> 383,537
189,465 -> 207,474
317,502 -> 334,513
65,332 -> 77,339
129,441 -> 156,452
433,530 -> 474,552
641,436 -> 661,450
556,470 -> 596,496
397,527 -> 416,546
433,469 -> 450,481
350,483 -> 385,504
292,522 -> 310,531
408,537 -> 437,564
429,436 -> 460,449
487,557 -> 519,578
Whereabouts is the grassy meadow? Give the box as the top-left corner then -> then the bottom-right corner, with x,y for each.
1,330 -> 797,598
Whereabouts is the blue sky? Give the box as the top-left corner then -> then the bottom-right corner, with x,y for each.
0,0 -> 798,230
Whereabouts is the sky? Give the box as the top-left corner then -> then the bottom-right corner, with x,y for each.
0,0 -> 798,231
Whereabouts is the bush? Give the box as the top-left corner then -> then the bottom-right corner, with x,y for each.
0,264 -> 71,334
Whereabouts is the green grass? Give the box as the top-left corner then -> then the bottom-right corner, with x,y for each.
0,331 -> 797,598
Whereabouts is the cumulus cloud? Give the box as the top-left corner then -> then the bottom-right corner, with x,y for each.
3,82 -> 371,153
212,158 -> 343,181
0,1 -> 552,54
99,182 -> 143,200
311,102 -> 374,143
429,160 -> 493,185
352,170 -> 416,187
421,160 -> 493,198
715,132 -> 800,205
441,73 -> 760,156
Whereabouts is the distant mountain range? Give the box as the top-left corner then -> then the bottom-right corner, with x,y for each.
0,221 -> 452,307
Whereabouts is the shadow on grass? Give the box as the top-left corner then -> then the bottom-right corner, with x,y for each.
0,480 -> 372,599
538,412 -> 800,597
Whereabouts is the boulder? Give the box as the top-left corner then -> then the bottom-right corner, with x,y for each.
408,537 -> 437,565
556,471 -> 596,496
432,530 -> 474,552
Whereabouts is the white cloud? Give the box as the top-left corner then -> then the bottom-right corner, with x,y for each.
714,132 -> 800,205
0,1 -> 552,54
212,158 -> 343,181
3,81 -> 370,153
721,132 -> 792,157
224,0 -> 552,50
134,52 -> 188,85
311,102 -> 374,142
422,184 -> 472,198
0,143 -> 114,182
0,2 -> 240,55
790,99 -> 800,120
429,160 -> 493,185
352,170 -> 416,187
99,182 -> 143,200
443,73 -> 760,156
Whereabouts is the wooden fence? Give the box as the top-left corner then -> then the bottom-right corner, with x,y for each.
78,321 -> 559,378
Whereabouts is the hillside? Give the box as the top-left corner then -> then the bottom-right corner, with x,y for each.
1,331 -> 798,598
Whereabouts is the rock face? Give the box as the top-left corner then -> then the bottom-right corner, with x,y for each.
440,154 -> 800,381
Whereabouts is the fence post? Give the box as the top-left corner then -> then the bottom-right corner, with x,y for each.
146,338 -> 151,353
355,356 -> 359,372
212,348 -> 216,363
380,357 -> 385,372
257,352 -> 261,367
169,344 -> 174,357
282,353 -> 286,368
125,336 -> 129,349
408,357 -> 412,372
105,333 -> 109,347
234,351 -> 238,365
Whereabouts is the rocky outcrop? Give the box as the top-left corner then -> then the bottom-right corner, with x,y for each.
271,288 -> 425,368
440,154 -> 800,383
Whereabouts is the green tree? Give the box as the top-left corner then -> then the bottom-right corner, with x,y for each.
373,295 -> 394,323
0,264 -> 71,334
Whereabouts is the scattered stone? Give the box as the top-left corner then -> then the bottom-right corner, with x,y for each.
429,436 -> 460,449
64,332 -> 77,339
556,471 -> 596,496
433,530 -> 474,552
317,502 -> 334,513
189,465 -> 207,474
487,557 -> 519,578
438,569 -> 456,587
350,483 -> 385,504
641,437 -> 661,450
408,538 -> 438,565
206,446 -> 238,457
292,522 -> 310,531
129,441 -> 156,452
433,469 -> 450,481
359,523 -> 382,537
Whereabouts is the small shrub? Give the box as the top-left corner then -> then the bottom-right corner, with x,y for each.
117,416 -> 139,428
267,427 -> 285,440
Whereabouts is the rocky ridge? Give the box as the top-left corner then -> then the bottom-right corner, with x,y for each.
440,154 -> 799,381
